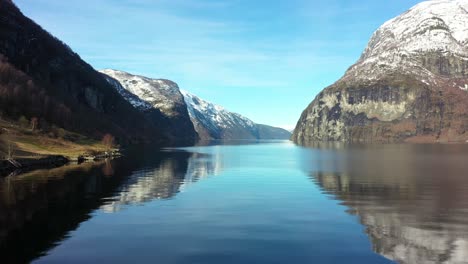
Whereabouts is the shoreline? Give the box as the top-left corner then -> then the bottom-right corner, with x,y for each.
0,150 -> 122,177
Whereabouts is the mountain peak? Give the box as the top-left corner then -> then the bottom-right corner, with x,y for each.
181,90 -> 291,140
293,0 -> 468,144
343,0 -> 468,86
100,69 -> 184,117
100,69 -> 198,144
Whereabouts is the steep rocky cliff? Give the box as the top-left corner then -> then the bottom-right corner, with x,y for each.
181,90 -> 291,140
100,69 -> 197,145
293,0 -> 468,144
0,0 -> 160,143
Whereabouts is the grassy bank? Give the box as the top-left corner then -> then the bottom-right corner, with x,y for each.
0,118 -> 117,161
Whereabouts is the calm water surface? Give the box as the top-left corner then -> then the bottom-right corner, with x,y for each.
1,141 -> 468,264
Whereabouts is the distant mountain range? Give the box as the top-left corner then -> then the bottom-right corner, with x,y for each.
100,70 -> 291,141
181,90 -> 291,140
0,0 -> 289,153
293,0 -> 468,144
17,0 -> 468,148
100,69 -> 197,144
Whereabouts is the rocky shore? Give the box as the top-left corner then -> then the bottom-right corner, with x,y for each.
0,150 -> 121,177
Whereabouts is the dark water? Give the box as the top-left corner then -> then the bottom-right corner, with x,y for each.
1,141 -> 468,264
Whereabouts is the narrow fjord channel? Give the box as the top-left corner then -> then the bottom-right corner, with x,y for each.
1,141 -> 468,263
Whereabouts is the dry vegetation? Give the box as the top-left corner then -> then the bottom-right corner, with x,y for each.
0,118 -> 115,160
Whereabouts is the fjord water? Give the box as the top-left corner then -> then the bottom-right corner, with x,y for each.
1,142 -> 468,263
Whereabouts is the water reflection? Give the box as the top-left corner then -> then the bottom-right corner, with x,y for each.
0,161 -> 114,263
0,149 -> 222,263
183,152 -> 223,184
101,151 -> 223,213
303,144 -> 468,264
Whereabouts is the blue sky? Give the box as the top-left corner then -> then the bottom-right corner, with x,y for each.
15,0 -> 422,130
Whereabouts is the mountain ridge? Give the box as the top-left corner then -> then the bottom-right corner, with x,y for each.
181,90 -> 291,140
0,0 -> 164,147
293,0 -> 468,144
100,69 -> 198,145
99,69 -> 291,141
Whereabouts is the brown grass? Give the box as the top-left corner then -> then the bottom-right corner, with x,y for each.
0,119 -> 112,159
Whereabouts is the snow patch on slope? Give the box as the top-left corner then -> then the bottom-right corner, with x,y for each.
101,73 -> 153,111
100,69 -> 185,117
345,0 -> 468,87
181,90 -> 256,132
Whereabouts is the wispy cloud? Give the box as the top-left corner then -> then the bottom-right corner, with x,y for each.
15,0 -> 378,127
18,0 -> 356,85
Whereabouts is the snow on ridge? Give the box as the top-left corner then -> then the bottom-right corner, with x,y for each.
363,0 -> 468,60
100,69 -> 185,117
101,72 -> 153,111
344,0 -> 468,84
181,90 -> 256,131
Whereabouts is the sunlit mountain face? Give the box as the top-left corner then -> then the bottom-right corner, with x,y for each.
302,144 -> 468,264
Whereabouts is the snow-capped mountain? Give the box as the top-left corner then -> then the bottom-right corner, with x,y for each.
293,0 -> 468,144
181,90 -> 291,140
100,69 -> 188,117
345,0 -> 468,87
100,69 -> 290,141
182,90 -> 257,140
101,72 -> 153,111
100,69 -> 197,144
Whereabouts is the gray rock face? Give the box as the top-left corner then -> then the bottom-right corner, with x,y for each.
181,90 -> 291,140
100,69 -> 188,118
100,69 -> 198,145
293,0 -> 468,144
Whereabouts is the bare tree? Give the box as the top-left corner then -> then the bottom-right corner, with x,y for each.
102,133 -> 115,152
1,129 -> 14,160
6,138 -> 13,160
31,117 -> 38,131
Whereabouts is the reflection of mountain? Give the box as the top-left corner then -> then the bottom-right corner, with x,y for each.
183,152 -> 223,183
305,145 -> 468,264
101,150 -> 223,213
0,161 -> 119,263
0,149 -> 222,263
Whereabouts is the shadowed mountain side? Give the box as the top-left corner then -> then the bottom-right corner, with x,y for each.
0,0 -> 161,144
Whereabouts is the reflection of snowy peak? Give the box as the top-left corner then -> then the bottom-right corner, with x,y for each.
100,159 -> 188,213
100,151 -> 222,213
181,90 -> 291,140
314,172 -> 468,264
